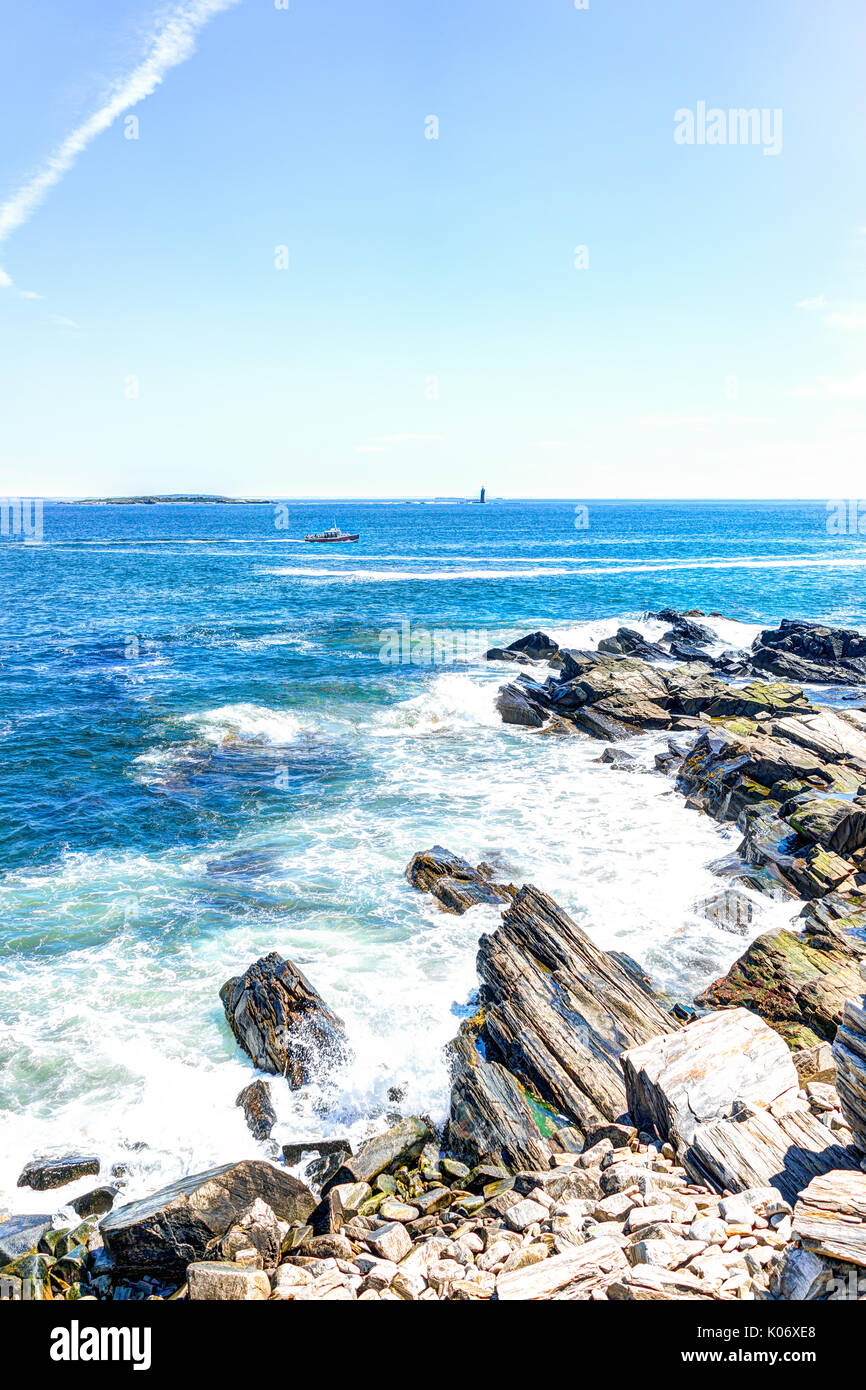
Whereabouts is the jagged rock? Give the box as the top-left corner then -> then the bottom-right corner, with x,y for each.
405,846 -> 515,914
696,927 -> 864,1049
218,1197 -> 281,1267
787,796 -> 866,859
236,1079 -> 277,1141
495,683 -> 547,727
771,1245 -> 836,1300
792,1169 -> 866,1268
752,619 -> 866,686
445,1018 -> 555,1173
475,886 -> 674,1137
662,615 -> 716,647
833,967 -> 866,1153
683,1104 -> 859,1205
596,747 -> 638,770
322,1118 -> 431,1193
100,1160 -> 316,1274
220,952 -> 348,1086
622,1008 -> 799,1149
571,707 -> 641,741
501,631 -> 560,662
17,1154 -> 100,1191
597,628 -> 669,662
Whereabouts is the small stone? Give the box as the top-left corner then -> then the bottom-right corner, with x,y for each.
690,1216 -> 728,1245
378,1197 -> 419,1222
364,1222 -> 412,1263
504,1199 -> 548,1232
625,1204 -> 673,1235
188,1261 -> 270,1300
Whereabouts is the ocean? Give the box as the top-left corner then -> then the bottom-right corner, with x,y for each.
2,497 -> 865,1213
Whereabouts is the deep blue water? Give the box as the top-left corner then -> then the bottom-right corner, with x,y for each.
1,498 -> 864,1206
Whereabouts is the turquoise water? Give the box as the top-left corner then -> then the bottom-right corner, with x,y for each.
2,498 -> 865,1209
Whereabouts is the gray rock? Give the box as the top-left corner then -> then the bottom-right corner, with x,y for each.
323,1117 -> 431,1192
622,1007 -> 799,1149
220,952 -> 349,1086
100,1159 -> 316,1274
0,1214 -> 56,1264
236,1078 -> 277,1141
17,1154 -> 100,1191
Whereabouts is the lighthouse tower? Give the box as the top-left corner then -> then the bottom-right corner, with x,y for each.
480,486 -> 486,504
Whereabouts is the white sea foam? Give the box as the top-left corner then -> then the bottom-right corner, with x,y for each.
0,628 -> 806,1212
181,703 -> 307,744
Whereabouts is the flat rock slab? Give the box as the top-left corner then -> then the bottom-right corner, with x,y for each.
684,1105 -> 860,1207
17,1154 -> 100,1191
622,1007 -> 799,1149
494,1235 -> 627,1300
608,1265 -> 718,1300
477,885 -> 674,1137
100,1159 -> 316,1274
793,1170 -> 866,1268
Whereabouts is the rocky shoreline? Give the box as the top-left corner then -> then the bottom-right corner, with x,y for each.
5,610 -> 866,1303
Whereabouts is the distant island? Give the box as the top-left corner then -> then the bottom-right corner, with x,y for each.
64,495 -> 275,505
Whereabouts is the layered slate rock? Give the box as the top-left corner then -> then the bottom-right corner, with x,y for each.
683,1104 -> 859,1207
445,1017 -> 556,1173
832,962 -> 866,1153
100,1160 -> 316,1274
220,952 -> 349,1085
495,683 -> 548,728
475,885 -> 674,1136
405,846 -> 516,914
622,1008 -> 799,1149
17,1154 -> 100,1191
793,1170 -> 866,1268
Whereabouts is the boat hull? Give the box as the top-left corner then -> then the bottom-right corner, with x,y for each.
303,535 -> 359,543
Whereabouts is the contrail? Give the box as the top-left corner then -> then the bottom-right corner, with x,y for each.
0,0 -> 242,256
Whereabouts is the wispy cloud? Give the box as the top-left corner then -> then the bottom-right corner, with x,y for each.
0,0 -> 241,286
796,294 -> 866,333
790,370 -> 866,401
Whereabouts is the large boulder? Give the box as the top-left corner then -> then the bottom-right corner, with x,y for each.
405,846 -> 516,914
474,886 -> 674,1136
622,1008 -> 799,1149
220,952 -> 349,1085
100,1160 -> 316,1274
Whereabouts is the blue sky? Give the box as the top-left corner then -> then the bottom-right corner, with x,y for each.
1,0 -> 864,498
